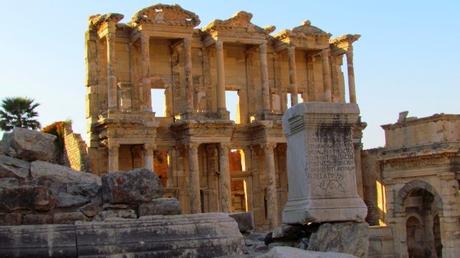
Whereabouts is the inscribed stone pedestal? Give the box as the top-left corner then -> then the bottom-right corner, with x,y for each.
282,102 -> 367,224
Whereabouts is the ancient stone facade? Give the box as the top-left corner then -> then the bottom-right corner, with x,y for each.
84,4 -> 362,230
362,113 -> 460,258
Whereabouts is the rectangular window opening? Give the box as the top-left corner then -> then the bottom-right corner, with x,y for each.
225,90 -> 240,124
151,88 -> 166,117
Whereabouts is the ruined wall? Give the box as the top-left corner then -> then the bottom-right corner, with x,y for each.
382,114 -> 460,149
62,125 -> 89,171
361,148 -> 384,226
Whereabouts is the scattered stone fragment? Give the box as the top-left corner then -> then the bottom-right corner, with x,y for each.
102,168 -> 163,204
229,212 -> 254,233
23,213 -> 53,225
2,127 -> 57,162
307,222 -> 369,258
257,246 -> 358,258
0,186 -> 55,212
54,212 -> 86,224
138,197 -> 181,216
0,155 -> 30,179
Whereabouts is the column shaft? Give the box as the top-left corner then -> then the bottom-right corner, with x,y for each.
260,42 -> 270,112
184,37 -> 193,113
216,40 -> 226,113
108,143 -> 119,172
264,143 -> 279,228
219,143 -> 232,212
144,144 -> 154,171
141,34 -> 151,111
321,48 -> 332,102
106,24 -> 118,111
167,148 -> 176,188
346,47 -> 357,103
287,46 -> 298,106
188,144 -> 201,213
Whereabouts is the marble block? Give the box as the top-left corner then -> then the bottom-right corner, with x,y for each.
282,102 -> 367,224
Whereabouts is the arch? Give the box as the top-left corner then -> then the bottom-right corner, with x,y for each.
395,180 -> 443,215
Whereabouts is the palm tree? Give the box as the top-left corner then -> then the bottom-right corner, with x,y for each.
0,97 -> 41,131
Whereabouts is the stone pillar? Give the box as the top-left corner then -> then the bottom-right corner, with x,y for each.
167,147 -> 177,188
263,143 -> 279,228
106,23 -> 118,111
346,46 -> 357,104
216,40 -> 226,115
287,46 -> 298,106
354,143 -> 364,198
260,42 -> 270,113
219,143 -> 231,212
282,102 -> 367,224
187,143 -> 201,213
141,34 -> 151,111
184,37 -> 193,113
107,142 -> 119,172
321,48 -> 332,102
144,144 -> 155,172
206,144 -> 219,212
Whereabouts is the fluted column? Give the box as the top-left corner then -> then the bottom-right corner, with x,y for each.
216,40 -> 226,114
346,46 -> 357,103
141,34 -> 151,111
219,143 -> 231,212
107,141 -> 119,172
287,46 -> 298,106
188,143 -> 201,213
263,143 -> 279,228
144,143 -> 155,171
106,23 -> 118,111
260,42 -> 270,112
184,37 -> 193,113
321,48 -> 332,102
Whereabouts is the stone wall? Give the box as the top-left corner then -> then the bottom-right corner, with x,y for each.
62,124 -> 88,171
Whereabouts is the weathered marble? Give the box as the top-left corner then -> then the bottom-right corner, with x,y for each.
282,103 -> 367,224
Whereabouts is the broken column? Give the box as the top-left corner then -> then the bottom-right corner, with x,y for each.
280,102 -> 368,257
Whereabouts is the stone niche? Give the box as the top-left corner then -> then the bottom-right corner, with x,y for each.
281,102 -> 367,224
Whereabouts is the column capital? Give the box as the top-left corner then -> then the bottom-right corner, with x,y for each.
144,143 -> 156,150
215,39 -> 224,49
261,142 -> 277,151
187,142 -> 200,150
107,141 -> 119,149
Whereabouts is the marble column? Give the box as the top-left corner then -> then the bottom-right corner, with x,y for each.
188,143 -> 201,213
216,40 -> 226,114
219,143 -> 232,212
144,144 -> 155,172
167,147 -> 177,188
263,143 -> 279,228
321,48 -> 332,102
141,34 -> 151,111
184,37 -> 193,113
108,142 -> 119,172
346,46 -> 357,104
206,144 -> 219,212
260,42 -> 270,113
287,46 -> 298,106
106,23 -> 118,111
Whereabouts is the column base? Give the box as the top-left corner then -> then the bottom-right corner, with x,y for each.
217,109 -> 229,120
282,196 -> 367,224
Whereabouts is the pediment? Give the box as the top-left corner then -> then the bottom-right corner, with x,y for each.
131,4 -> 200,28
203,11 -> 271,36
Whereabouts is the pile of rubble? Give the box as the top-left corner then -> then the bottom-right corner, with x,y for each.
0,127 -> 179,225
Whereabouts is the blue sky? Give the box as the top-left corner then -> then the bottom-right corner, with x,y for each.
0,1 -> 459,148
